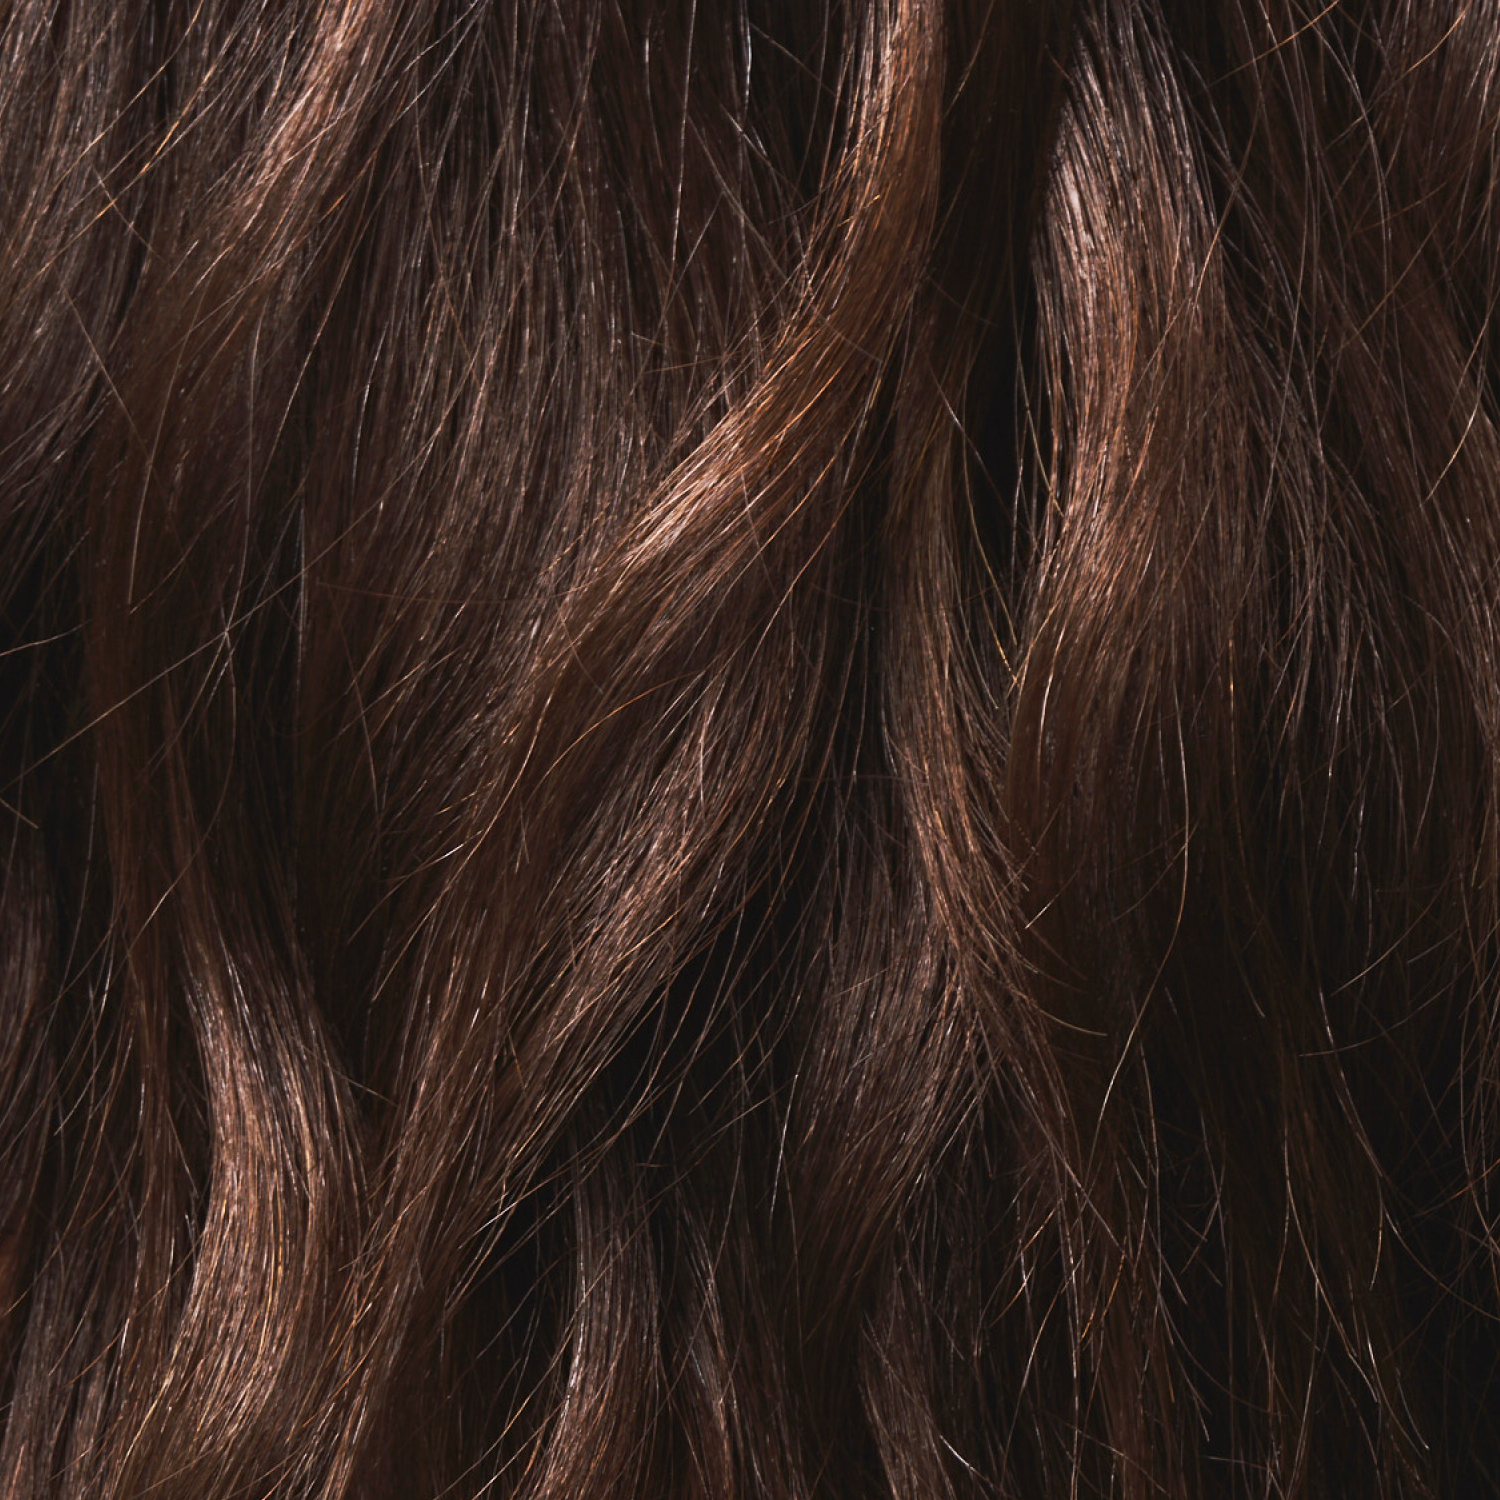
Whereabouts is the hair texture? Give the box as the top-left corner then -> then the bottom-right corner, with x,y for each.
4,0 -> 1500,1495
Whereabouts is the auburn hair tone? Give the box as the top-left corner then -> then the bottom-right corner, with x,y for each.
3,0 -> 1499,1494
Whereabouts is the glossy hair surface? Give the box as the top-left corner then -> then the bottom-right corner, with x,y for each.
3,0 -> 1499,1495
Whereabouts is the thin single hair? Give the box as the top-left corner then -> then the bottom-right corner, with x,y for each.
1,0 -> 1498,1495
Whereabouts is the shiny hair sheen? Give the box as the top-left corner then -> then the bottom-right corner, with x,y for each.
3,0 -> 1499,1495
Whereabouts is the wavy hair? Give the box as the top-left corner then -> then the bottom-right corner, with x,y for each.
3,0 -> 1499,1495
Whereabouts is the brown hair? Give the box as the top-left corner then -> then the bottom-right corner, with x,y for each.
3,0 -> 1498,1494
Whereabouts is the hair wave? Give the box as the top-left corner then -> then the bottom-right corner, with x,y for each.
3,0 -> 1499,1495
